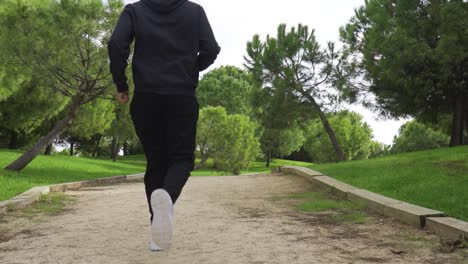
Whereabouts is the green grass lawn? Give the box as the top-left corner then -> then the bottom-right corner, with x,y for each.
191,158 -> 313,176
310,146 -> 468,222
0,150 -> 145,201
0,150 -> 308,201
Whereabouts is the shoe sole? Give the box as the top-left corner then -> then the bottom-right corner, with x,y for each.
151,189 -> 173,250
149,241 -> 162,252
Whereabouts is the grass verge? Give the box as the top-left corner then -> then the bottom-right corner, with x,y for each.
310,146 -> 468,222
274,191 -> 368,224
0,150 -> 145,201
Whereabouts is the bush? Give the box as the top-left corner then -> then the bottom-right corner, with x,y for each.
391,121 -> 449,154
304,111 -> 374,163
196,107 -> 260,174
368,141 -> 390,159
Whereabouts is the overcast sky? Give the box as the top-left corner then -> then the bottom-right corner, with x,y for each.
124,0 -> 409,145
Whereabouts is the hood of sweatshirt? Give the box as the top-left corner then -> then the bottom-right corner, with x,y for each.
141,0 -> 188,14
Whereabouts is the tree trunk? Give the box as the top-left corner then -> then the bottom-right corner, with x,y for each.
8,131 -> 18,150
266,150 -> 271,168
195,152 -> 208,170
301,92 -> 345,162
314,103 -> 346,162
111,137 -> 118,162
70,141 -> 75,156
465,97 -> 468,145
92,135 -> 102,158
5,95 -> 83,171
44,144 -> 53,155
449,95 -> 465,147
123,141 -> 129,156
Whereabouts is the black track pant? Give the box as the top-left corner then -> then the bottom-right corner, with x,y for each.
130,92 -> 199,223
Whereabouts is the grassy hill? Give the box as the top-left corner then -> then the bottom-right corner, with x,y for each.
0,150 -> 146,201
310,146 -> 468,222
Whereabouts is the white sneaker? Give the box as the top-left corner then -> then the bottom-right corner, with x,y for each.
150,189 -> 174,250
149,240 -> 162,251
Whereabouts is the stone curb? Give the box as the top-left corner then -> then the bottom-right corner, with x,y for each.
426,217 -> 468,241
0,173 -> 144,216
278,166 -> 467,241
313,176 -> 359,200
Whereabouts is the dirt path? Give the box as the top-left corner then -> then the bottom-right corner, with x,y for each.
0,173 -> 465,264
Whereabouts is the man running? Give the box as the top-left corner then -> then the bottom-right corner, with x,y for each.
108,0 -> 220,251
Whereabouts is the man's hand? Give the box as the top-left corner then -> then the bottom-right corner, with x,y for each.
116,91 -> 129,105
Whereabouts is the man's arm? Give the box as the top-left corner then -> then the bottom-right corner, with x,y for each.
108,5 -> 135,93
198,7 -> 220,72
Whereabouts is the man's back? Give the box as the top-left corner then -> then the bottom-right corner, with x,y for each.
108,0 -> 220,96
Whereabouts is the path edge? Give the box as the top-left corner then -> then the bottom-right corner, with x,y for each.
276,165 -> 468,242
0,173 -> 144,216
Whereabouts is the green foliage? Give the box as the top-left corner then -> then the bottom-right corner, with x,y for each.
304,111 -> 374,163
245,24 -> 346,162
261,127 -> 305,158
107,104 -> 135,142
0,78 -> 67,136
214,114 -> 261,174
391,121 -> 449,154
0,65 -> 27,102
198,66 -> 255,116
368,140 -> 390,159
0,0 -> 119,101
0,1 -> 31,102
251,73 -> 307,164
0,0 -> 125,170
196,106 -> 260,174
68,99 -> 115,140
196,106 -> 229,163
339,0 -> 468,144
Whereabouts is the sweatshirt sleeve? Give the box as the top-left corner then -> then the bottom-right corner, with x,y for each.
198,6 -> 220,72
108,5 -> 135,93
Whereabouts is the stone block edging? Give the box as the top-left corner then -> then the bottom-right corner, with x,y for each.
278,166 -> 467,241
426,217 -> 468,241
0,173 -> 144,216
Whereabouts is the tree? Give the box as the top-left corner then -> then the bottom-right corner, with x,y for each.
250,74 -> 308,167
195,106 -> 261,174
1,0 -> 123,171
245,24 -> 346,162
339,0 -> 468,146
391,121 -> 449,154
105,103 -> 136,161
64,98 -> 115,156
261,127 -> 305,161
0,77 -> 67,150
195,106 -> 228,169
197,66 -> 255,116
368,141 -> 390,159
214,114 -> 260,175
304,111 -> 374,163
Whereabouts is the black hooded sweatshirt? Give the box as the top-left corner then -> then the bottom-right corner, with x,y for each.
108,0 -> 220,96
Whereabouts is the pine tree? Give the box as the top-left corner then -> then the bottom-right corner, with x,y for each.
1,0 -> 124,171
245,24 -> 346,162
339,0 -> 468,146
